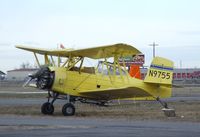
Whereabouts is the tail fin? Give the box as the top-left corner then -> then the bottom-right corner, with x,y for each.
144,57 -> 174,85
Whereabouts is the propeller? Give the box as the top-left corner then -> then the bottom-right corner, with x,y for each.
23,66 -> 54,90
23,75 -> 33,87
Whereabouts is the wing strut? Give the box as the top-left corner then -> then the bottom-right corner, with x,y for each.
34,53 -> 41,67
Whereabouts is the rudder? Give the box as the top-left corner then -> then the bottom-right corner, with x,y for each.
144,57 -> 174,85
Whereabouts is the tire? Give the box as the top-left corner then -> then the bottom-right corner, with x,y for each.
62,103 -> 75,116
41,102 -> 54,115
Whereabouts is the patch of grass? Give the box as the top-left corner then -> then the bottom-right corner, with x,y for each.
1,85 -> 200,122
0,105 -> 41,115
0,93 -> 47,99
0,101 -> 200,122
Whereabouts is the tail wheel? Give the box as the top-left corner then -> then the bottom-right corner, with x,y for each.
62,103 -> 75,116
41,102 -> 54,115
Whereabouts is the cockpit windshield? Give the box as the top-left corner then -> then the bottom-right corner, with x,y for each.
96,61 -> 126,75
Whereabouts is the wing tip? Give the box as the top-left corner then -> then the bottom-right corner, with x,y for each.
15,45 -> 26,49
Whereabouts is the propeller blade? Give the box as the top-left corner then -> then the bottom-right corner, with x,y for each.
23,77 -> 33,87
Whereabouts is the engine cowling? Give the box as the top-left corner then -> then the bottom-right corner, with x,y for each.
34,67 -> 54,90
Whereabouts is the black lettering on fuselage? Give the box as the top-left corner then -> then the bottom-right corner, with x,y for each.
149,70 -> 154,77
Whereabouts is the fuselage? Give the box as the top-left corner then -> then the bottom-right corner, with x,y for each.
49,67 -> 171,101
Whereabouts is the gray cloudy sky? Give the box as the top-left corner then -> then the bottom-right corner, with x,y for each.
0,0 -> 200,72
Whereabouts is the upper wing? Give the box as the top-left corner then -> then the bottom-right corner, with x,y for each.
16,43 -> 141,59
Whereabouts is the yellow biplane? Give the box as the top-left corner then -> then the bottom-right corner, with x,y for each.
16,43 -> 175,117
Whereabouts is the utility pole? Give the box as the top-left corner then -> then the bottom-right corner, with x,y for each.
149,42 -> 159,58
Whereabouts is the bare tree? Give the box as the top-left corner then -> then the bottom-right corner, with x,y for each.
20,62 -> 32,69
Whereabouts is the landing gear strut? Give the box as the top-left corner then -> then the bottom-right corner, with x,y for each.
156,97 -> 176,117
41,91 -> 59,115
62,95 -> 75,116
41,91 -> 76,116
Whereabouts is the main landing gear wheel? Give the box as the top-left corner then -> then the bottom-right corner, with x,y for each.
41,102 -> 54,115
62,103 -> 75,116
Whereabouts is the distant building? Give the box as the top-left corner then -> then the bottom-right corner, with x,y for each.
0,70 -> 6,80
7,68 -> 38,81
172,68 -> 200,84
